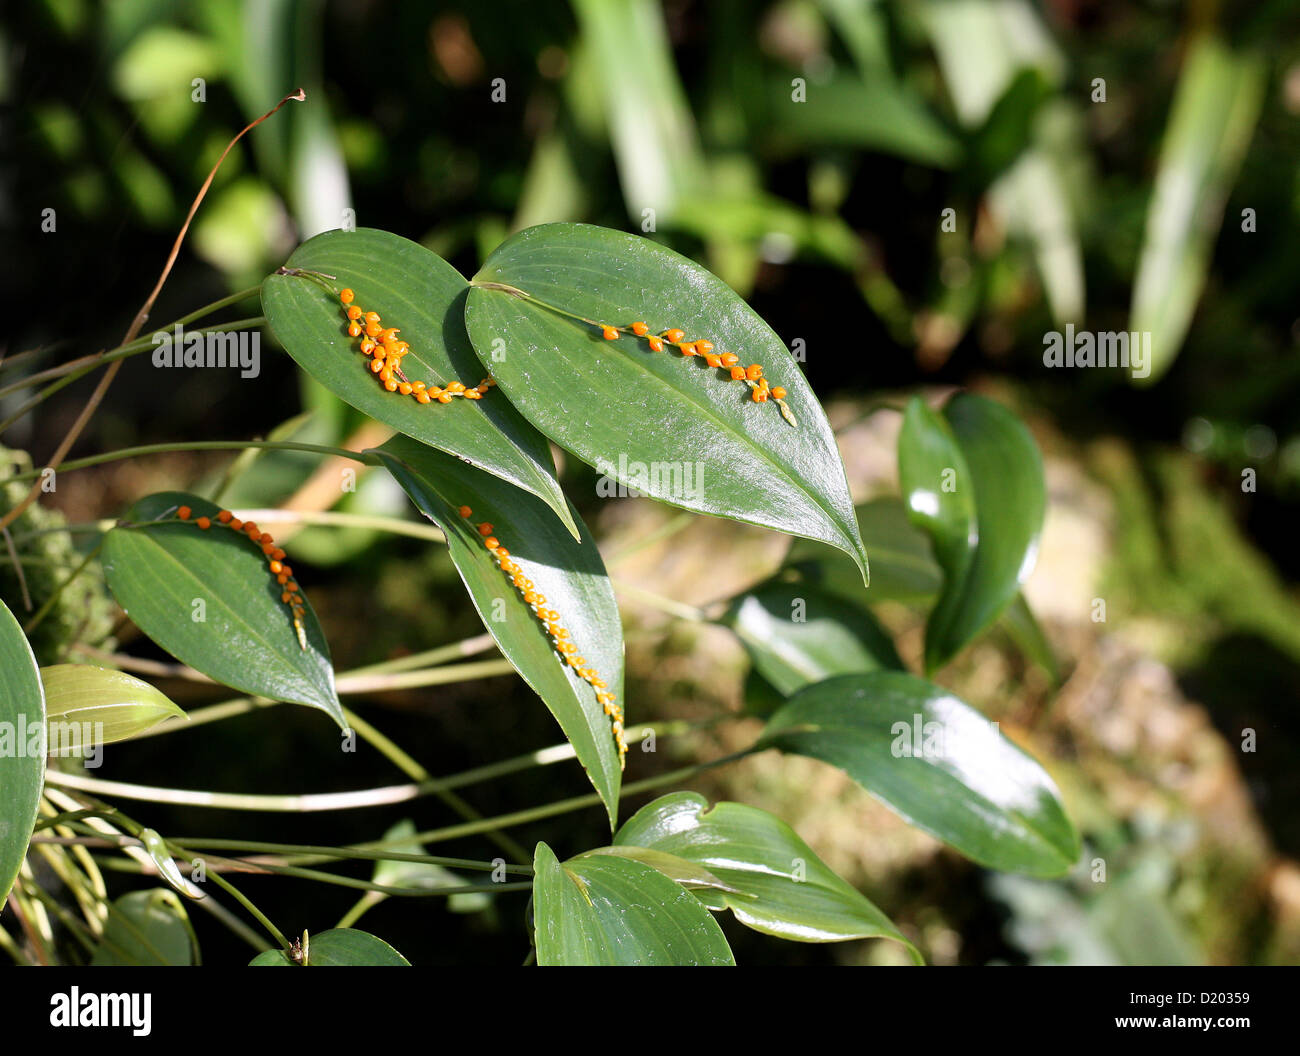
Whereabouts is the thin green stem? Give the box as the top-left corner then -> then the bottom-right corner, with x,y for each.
100,633 -> 502,741
0,369 -> 89,434
155,838 -> 531,875
337,658 -> 516,693
469,280 -> 603,329
193,853 -> 530,898
335,891 -> 382,929
0,338 -> 72,377
398,748 -> 757,849
43,720 -> 719,814
343,633 -> 497,676
5,440 -> 376,484
190,893 -> 267,953
33,809 -> 118,832
201,868 -> 288,949
0,921 -> 31,966
168,285 -> 263,328
0,316 -> 266,401
344,705 -> 530,864
228,508 -> 447,544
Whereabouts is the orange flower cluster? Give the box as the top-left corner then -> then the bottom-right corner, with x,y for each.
339,288 -> 494,404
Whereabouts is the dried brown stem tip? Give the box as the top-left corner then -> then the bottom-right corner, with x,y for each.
0,88 -> 306,533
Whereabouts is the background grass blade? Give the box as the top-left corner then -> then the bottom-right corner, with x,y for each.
1130,35 -> 1265,384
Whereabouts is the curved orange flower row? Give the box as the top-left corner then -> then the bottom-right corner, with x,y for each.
599,321 -> 796,425
175,504 -> 308,650
459,504 -> 627,766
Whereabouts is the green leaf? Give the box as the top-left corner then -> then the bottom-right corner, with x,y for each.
741,666 -> 789,718
788,497 -> 943,604
40,665 -> 185,748
0,598 -> 43,901
1130,35 -> 1265,383
721,580 -> 903,696
91,889 -> 196,966
101,491 -> 343,727
532,841 -> 734,966
372,437 -> 623,826
464,222 -> 868,581
372,819 -> 488,914
967,67 -> 1053,189
138,828 -> 195,899
786,498 -> 1056,679
899,394 -> 1045,673
249,928 -> 410,966
575,845 -> 736,893
615,791 -> 919,954
764,72 -> 961,169
1001,594 -> 1060,684
761,672 -> 1079,876
260,228 -> 578,538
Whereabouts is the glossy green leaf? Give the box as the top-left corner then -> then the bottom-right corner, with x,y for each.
575,845 -> 735,893
464,223 -> 868,581
91,889 -> 196,966
0,598 -> 43,901
260,228 -> 577,538
373,437 -> 622,826
1130,35 -> 1265,383
40,664 -> 185,748
101,491 -> 343,727
532,841 -> 734,966
761,672 -> 1079,876
249,928 -> 410,966
721,580 -> 902,696
899,394 -> 1045,673
615,791 -> 919,954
